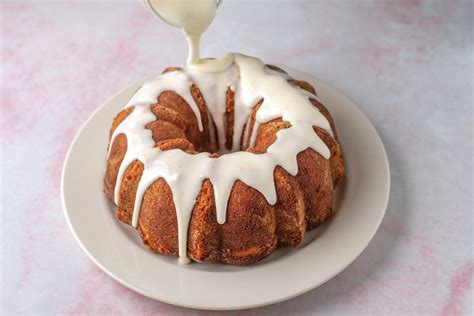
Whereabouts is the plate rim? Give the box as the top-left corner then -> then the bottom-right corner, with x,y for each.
61,67 -> 390,310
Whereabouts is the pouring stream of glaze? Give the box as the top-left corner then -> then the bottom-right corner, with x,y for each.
113,1 -> 333,264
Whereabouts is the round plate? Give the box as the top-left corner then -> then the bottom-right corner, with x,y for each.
61,67 -> 390,310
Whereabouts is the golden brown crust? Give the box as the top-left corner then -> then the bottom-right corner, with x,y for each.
150,104 -> 188,132
157,91 -> 203,150
225,88 -> 235,150
146,120 -> 186,143
288,79 -> 317,95
190,84 -> 213,152
138,178 -> 179,255
104,69 -> 345,264
162,67 -> 183,74
104,133 -> 127,202
251,118 -> 336,229
109,107 -> 134,142
295,149 -> 334,229
156,138 -> 195,152
188,180 -> 222,262
309,98 -> 345,187
273,166 -> 306,246
248,147 -> 306,247
221,180 -> 277,264
117,160 -> 144,225
244,99 -> 264,149
254,118 -> 291,151
310,98 -> 338,140
314,127 -> 345,187
265,64 -> 288,74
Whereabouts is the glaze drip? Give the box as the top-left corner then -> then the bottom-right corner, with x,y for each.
109,53 -> 332,264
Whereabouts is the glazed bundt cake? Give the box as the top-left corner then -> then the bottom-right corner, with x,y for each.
104,53 -> 345,265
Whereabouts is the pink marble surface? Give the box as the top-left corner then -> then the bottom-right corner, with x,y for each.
1,0 -> 473,314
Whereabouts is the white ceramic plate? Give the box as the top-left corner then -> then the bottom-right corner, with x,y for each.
62,68 -> 390,310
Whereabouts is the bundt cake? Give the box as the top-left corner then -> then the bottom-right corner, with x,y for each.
104,53 -> 345,265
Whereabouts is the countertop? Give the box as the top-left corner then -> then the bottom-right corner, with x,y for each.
1,0 -> 473,314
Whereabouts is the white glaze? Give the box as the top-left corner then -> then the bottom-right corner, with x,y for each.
109,54 -> 332,264
126,71 -> 204,131
111,1 -> 333,264
144,0 -> 222,66
109,105 -> 155,204
186,65 -> 238,150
